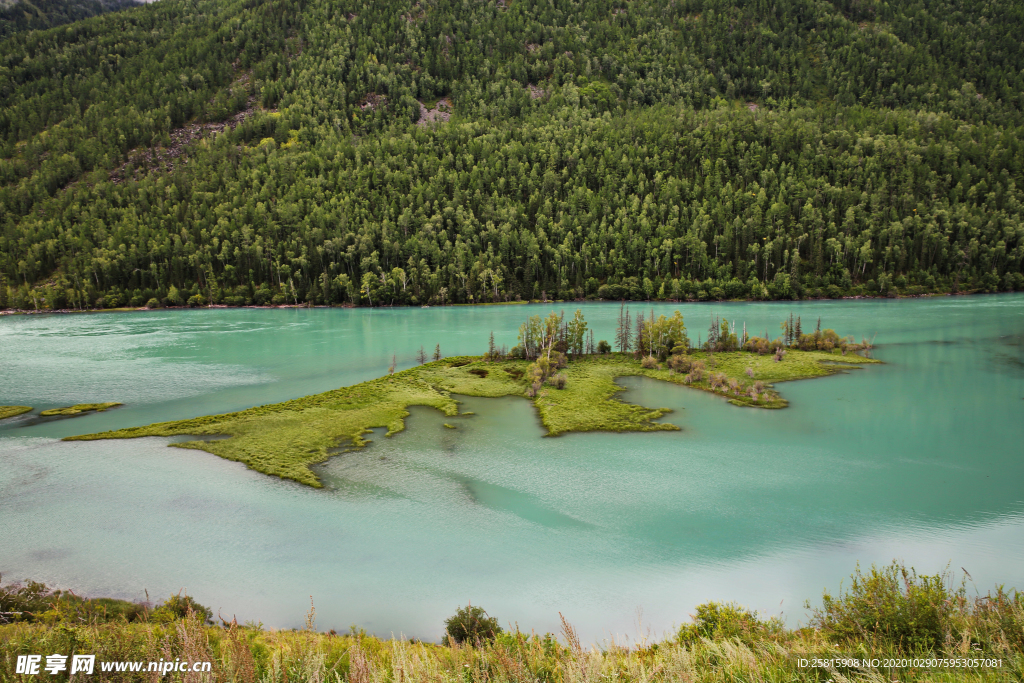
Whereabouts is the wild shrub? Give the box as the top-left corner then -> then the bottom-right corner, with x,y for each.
152,593 -> 213,624
807,562 -> 966,652
0,576 -> 146,624
678,602 -> 783,646
444,604 -> 502,645
596,340 -> 611,354
684,360 -> 706,383
553,373 -> 567,389
743,337 -> 770,355
969,587 -> 1024,653
641,355 -> 658,369
667,354 -> 691,373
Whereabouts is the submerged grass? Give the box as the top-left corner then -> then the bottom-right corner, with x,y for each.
0,406 -> 32,419
67,351 -> 878,487
39,402 -> 121,417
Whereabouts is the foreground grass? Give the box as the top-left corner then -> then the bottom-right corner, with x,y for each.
0,614 -> 1018,683
67,351 -> 878,487
39,402 -> 121,417
0,406 -> 32,419
2,564 -> 1018,682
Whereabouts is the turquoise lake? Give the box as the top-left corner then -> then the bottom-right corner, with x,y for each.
1,296 -> 1023,642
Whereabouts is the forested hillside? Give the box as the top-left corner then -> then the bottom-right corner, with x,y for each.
1,0 -> 1022,309
0,0 -> 138,38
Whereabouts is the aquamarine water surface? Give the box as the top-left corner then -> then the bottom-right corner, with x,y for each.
1,296 -> 1022,641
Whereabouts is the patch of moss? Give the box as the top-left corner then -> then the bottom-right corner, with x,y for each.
0,406 -> 33,419
40,402 -> 121,417
68,351 -> 878,487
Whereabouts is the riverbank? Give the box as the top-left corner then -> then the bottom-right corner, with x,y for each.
1,561 -> 1020,683
1,619 -> 1015,682
0,290 -> 1002,316
67,351 -> 879,487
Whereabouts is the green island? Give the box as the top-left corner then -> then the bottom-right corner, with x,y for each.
0,406 -> 32,420
40,402 -> 122,417
68,310 -> 877,487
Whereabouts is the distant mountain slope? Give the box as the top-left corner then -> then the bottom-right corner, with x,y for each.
0,0 -> 139,37
0,0 -> 1022,310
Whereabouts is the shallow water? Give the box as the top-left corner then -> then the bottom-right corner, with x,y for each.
1,296 -> 1022,641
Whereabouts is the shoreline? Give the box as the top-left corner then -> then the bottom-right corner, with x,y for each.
0,290 -> 1002,317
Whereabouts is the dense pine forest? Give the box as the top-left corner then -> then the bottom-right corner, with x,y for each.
1,0 -> 1022,309
0,0 -> 140,38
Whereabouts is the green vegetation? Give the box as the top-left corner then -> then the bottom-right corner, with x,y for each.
67,359 -> 527,487
1,563 -> 1020,682
0,0 -> 138,38
1,0 -> 1023,312
68,309 -> 876,486
444,605 -> 502,646
39,402 -> 120,417
0,574 -> 199,625
677,602 -> 784,646
807,562 -> 1022,654
0,405 -> 32,419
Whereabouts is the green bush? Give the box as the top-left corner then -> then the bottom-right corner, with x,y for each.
444,604 -> 502,645
677,602 -> 783,645
807,561 -> 965,652
145,298 -> 161,309
0,576 -> 146,624
151,593 -> 213,624
596,340 -> 611,354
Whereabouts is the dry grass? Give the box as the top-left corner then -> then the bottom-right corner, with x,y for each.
0,611 -> 1017,683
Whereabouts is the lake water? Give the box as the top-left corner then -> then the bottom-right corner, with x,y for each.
1,296 -> 1022,642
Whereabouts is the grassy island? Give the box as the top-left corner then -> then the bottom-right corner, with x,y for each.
0,405 -> 32,419
40,402 -> 121,417
68,309 -> 878,487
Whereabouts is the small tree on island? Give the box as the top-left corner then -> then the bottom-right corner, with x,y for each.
615,303 -> 632,353
433,344 -> 442,361
444,604 -> 502,645
417,346 -> 427,365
